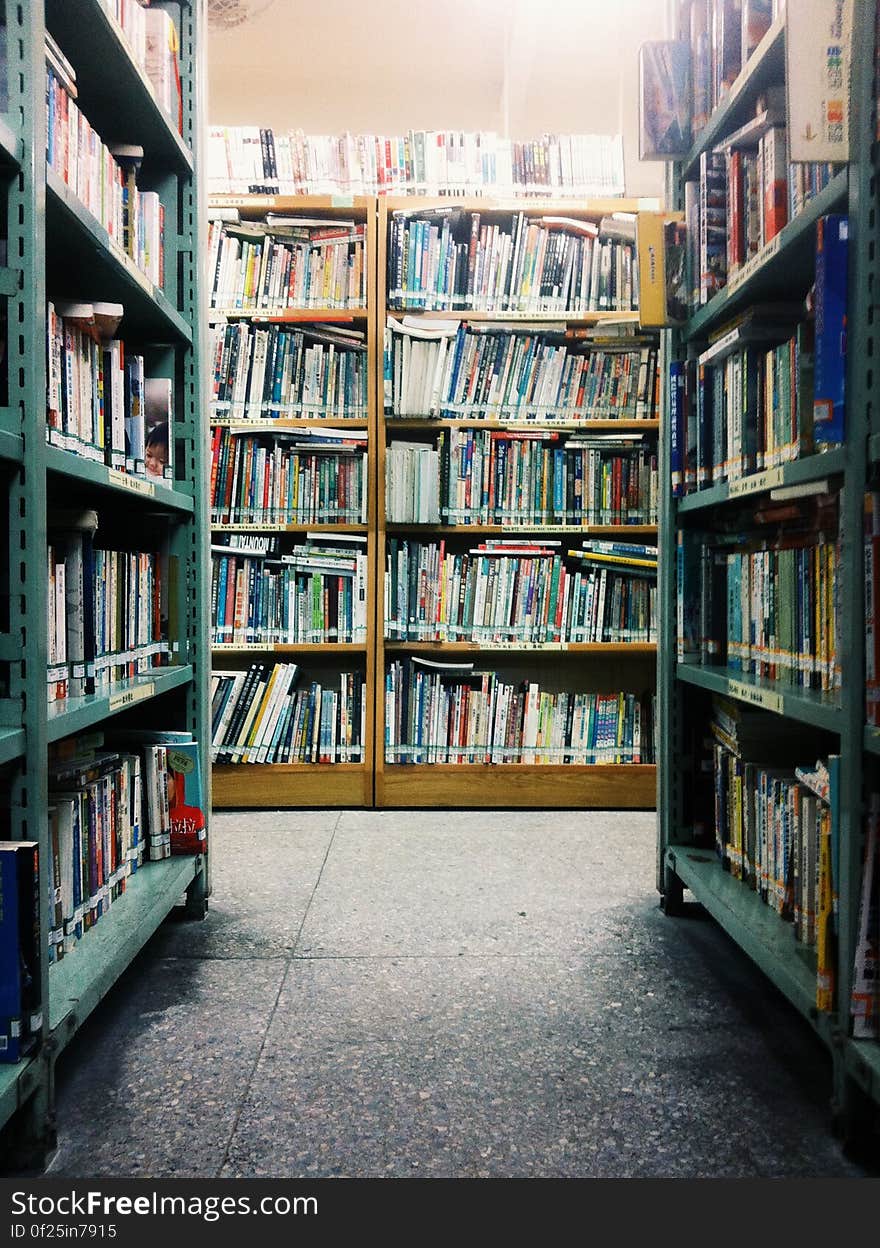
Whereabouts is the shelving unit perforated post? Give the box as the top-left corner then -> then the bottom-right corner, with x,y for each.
376,195 -> 659,809
0,0 -> 210,1168
205,193 -> 378,809
657,3 -> 880,1134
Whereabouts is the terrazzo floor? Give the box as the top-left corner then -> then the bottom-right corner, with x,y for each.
47,809 -> 876,1178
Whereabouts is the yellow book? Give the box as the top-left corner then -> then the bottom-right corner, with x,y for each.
816,806 -> 835,1012
635,211 -> 684,328
567,550 -> 658,570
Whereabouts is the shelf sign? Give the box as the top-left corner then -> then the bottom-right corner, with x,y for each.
331,195 -> 355,208
108,681 -> 155,713
727,466 -> 784,498
787,0 -> 853,162
728,679 -> 783,714
108,469 -> 156,497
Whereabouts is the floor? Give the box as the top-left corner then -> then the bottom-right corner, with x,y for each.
47,809 -> 875,1179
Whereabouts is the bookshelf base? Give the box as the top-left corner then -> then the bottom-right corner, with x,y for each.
378,763 -> 656,809
49,855 -> 204,1052
663,846 -> 826,1035
212,763 -> 372,808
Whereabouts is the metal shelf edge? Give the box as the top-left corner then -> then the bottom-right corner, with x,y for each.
46,667 -> 195,744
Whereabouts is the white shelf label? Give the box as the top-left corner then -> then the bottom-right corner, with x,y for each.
727,466 -> 784,498
107,468 -> 156,497
108,681 -> 155,713
728,679 -> 783,714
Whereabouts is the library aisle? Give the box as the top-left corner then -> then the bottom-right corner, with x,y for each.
47,811 -> 869,1179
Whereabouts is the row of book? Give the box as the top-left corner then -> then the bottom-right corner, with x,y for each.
677,518 -> 841,692
47,40 -> 164,286
47,728 -> 206,962
208,322 -> 368,422
670,314 -> 814,493
384,539 -> 657,644
691,137 -> 840,310
687,1 -> 780,137
385,659 -> 655,764
47,300 -> 174,482
387,210 -> 637,313
385,436 -> 659,526
46,510 -> 172,703
210,535 -> 368,646
105,1 -> 182,131
210,427 -> 368,527
436,429 -> 658,527
866,491 -> 880,726
207,127 -> 627,199
211,665 -> 366,764
384,319 -> 659,422
709,697 -> 835,1009
207,215 -> 367,312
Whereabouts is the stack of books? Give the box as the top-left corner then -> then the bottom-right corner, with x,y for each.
47,510 -> 173,704
207,214 -> 367,312
210,427 -> 368,526
211,665 -> 366,763
387,211 -> 637,313
384,319 -> 659,422
209,324 -> 368,423
384,539 -> 657,644
385,659 -> 654,764
210,534 -> 368,646
207,127 -> 626,199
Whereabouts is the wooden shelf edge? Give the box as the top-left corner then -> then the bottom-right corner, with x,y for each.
212,763 -> 371,808
378,763 -> 656,809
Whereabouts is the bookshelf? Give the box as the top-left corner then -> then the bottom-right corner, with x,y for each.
0,0 -> 208,1167
375,196 -> 659,809
657,0 -> 880,1136
207,194 -> 378,808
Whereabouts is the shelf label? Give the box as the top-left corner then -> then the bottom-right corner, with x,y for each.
331,195 -> 355,208
727,466 -> 784,498
107,468 -> 156,497
209,195 -> 276,209
728,679 -> 783,714
726,234 -> 781,294
109,681 -> 155,713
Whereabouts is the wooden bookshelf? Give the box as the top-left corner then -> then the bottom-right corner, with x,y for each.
208,194 -> 378,807
375,196 -> 659,809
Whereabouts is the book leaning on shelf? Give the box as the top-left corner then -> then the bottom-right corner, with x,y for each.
101,2 -> 183,131
45,727 -> 206,965
209,322 -> 367,423
0,842 -> 41,1062
211,534 -> 368,646
210,427 -> 368,526
385,539 -> 656,644
211,665 -> 366,764
46,509 -> 177,704
47,299 -> 176,484
384,318 -> 659,422
386,210 -> 637,313
207,127 -> 626,199
385,657 -> 655,765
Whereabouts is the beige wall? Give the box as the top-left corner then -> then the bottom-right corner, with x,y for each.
208,0 -> 668,199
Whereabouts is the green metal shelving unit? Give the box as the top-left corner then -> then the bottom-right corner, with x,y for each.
658,2 -> 880,1137
0,0 -> 209,1167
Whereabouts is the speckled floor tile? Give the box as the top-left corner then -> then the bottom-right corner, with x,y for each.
298,813 -> 657,957
48,957 -> 285,1178
149,811 -> 339,959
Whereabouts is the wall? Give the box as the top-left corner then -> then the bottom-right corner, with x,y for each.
207,0 -> 667,199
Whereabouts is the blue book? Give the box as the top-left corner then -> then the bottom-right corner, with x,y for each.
813,214 -> 848,448
669,359 -> 684,496
0,842 -> 41,1063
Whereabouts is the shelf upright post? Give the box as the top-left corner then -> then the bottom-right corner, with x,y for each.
5,0 -> 52,1163
176,0 -> 210,916
835,0 -> 876,1135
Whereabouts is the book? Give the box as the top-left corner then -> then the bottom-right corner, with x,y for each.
638,41 -> 692,159
851,792 -> 880,1039
0,842 -> 41,1062
144,377 -> 174,485
635,213 -> 688,326
813,214 -> 848,448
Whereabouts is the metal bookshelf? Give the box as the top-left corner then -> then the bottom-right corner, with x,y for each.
374,196 -> 659,810
657,1 -> 880,1136
0,0 -> 209,1167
